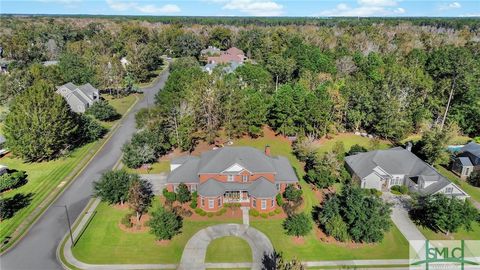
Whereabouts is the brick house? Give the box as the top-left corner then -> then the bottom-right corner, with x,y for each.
166,146 -> 298,212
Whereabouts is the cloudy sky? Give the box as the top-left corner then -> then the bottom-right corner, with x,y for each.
2,0 -> 479,17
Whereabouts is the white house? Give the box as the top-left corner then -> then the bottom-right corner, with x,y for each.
345,147 -> 469,200
56,83 -> 99,113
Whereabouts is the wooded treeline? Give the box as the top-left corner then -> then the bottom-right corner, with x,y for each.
1,17 -> 479,145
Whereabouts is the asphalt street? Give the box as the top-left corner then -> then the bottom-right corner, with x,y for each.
0,68 -> 170,270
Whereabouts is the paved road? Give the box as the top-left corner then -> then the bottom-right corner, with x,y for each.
0,68 -> 170,270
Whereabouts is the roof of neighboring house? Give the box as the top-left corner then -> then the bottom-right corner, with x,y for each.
345,147 -> 460,195
226,47 -> 244,56
167,146 -> 298,185
56,82 -> 99,112
461,142 -> 480,158
201,46 -> 221,55
458,157 -> 474,166
197,177 -> 277,198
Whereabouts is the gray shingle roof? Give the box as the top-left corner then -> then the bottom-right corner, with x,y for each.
248,177 -> 277,198
198,179 -> 224,196
461,142 -> 480,158
166,158 -> 200,183
171,155 -> 197,165
197,177 -> 277,198
345,147 -> 456,195
198,147 -> 276,174
270,156 -> 298,182
459,157 -> 473,166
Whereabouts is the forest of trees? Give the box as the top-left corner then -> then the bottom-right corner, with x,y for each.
1,17 -> 479,154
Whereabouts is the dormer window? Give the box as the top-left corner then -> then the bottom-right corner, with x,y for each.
445,187 -> 453,194
242,175 -> 249,182
227,175 -> 234,182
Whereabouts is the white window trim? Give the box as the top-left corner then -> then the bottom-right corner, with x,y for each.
218,197 -> 222,207
261,199 -> 266,210
445,187 -> 454,194
227,175 -> 234,182
242,175 -> 249,182
209,199 -> 214,209
191,185 -> 196,192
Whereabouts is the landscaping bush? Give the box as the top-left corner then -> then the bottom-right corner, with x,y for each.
249,209 -> 259,217
86,100 -> 120,121
390,185 -> 408,195
324,214 -> 349,242
364,188 -> 382,197
173,205 -> 192,217
121,213 -> 133,228
0,171 -> 27,192
260,213 -> 268,219
268,211 -> 275,216
220,208 -> 227,214
194,208 -> 207,216
207,212 -> 214,217
347,144 -> 368,156
148,207 -> 183,240
190,191 -> 198,208
283,213 -> 312,237
467,171 -> 480,187
224,202 -> 241,208
284,185 -> 303,202
162,188 -> 176,204
274,208 -> 281,214
176,183 -> 191,203
276,193 -> 284,206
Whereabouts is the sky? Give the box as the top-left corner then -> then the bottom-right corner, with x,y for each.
1,0 -> 479,17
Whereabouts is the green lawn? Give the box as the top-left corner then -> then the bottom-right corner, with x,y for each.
100,94 -> 140,128
250,219 -> 409,261
205,236 -> 252,263
125,160 -> 170,174
0,141 -> 97,244
435,165 -> 480,203
72,201 -> 242,264
418,222 -> 480,240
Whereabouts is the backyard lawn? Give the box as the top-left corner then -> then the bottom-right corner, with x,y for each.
205,236 -> 252,263
250,219 -> 409,261
435,165 -> 480,203
418,222 -> 480,240
0,141 -> 97,245
125,160 -> 170,174
72,201 -> 242,264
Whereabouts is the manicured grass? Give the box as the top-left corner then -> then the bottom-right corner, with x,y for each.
100,94 -> 140,128
401,134 -> 471,145
435,165 -> 480,203
250,219 -> 409,261
316,134 -> 390,154
205,236 -> 252,263
125,160 -> 171,174
418,222 -> 480,240
72,201 -> 242,264
0,141 -> 97,243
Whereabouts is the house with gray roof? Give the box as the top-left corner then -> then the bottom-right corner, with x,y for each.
56,82 -> 99,113
452,141 -> 480,179
345,147 -> 469,199
166,146 -> 298,212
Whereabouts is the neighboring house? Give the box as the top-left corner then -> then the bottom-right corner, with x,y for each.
0,164 -> 8,176
452,142 -> 480,179
0,135 -> 9,156
166,146 -> 298,212
56,82 -> 100,113
201,46 -> 221,56
202,61 -> 241,75
345,147 -> 469,200
206,47 -> 246,65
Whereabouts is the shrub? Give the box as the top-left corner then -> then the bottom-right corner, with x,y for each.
260,213 -> 268,219
390,185 -> 408,195
324,214 -> 349,242
283,213 -> 312,237
467,171 -> 480,187
274,208 -> 281,214
284,185 -> 303,202
268,211 -> 275,216
77,114 -> 108,143
194,208 -> 207,216
364,188 -> 382,197
189,200 -> 197,209
207,212 -> 214,217
0,171 -> 27,192
86,100 -> 119,121
176,183 -> 191,203
220,208 -> 227,214
347,144 -> 368,156
162,188 -> 176,203
276,193 -> 284,206
148,207 -> 183,240
249,209 -> 259,217
121,213 -> 133,228
190,191 -> 198,208
93,170 -> 138,204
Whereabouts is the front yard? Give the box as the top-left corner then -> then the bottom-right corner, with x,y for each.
72,201 -> 242,264
205,236 -> 252,263
418,222 -> 480,241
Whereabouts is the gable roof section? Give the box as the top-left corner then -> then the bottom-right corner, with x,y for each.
271,156 -> 298,182
198,147 -> 276,174
459,157 -> 474,166
166,157 -> 200,183
248,177 -> 277,198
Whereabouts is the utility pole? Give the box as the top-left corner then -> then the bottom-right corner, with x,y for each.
54,205 -> 74,246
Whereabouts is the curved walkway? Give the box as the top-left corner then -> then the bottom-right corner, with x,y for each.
178,223 -> 274,270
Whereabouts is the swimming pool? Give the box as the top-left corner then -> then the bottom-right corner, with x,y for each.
447,145 -> 464,152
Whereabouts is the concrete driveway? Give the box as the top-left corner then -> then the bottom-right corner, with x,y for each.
140,173 -> 167,194
382,193 -> 426,241
178,223 -> 274,270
